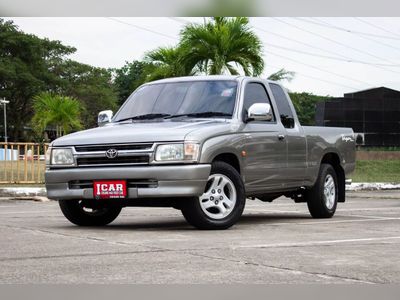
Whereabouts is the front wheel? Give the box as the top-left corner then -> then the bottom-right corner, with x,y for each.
59,200 -> 122,226
181,161 -> 246,230
306,163 -> 338,218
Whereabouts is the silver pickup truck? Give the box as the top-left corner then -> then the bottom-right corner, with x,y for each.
45,76 -> 356,229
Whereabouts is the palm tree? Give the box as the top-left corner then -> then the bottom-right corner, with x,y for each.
32,92 -> 83,138
180,17 -> 264,76
143,46 -> 194,81
267,68 -> 295,82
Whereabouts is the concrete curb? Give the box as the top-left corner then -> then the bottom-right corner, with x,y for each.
0,183 -> 399,198
346,183 -> 400,191
0,187 -> 46,198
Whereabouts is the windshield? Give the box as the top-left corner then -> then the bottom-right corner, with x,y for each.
113,80 -> 238,122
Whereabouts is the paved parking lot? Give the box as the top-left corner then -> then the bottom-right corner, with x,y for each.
0,190 -> 400,284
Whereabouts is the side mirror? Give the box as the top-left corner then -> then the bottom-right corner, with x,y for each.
98,110 -> 113,127
247,103 -> 273,122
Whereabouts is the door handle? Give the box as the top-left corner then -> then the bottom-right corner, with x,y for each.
278,134 -> 285,141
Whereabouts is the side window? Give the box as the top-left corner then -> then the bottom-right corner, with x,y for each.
269,83 -> 295,128
243,82 -> 275,121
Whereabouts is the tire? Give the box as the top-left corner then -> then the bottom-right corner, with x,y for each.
59,200 -> 122,226
181,161 -> 246,230
306,163 -> 338,218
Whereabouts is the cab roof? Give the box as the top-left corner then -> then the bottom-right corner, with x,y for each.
146,75 -> 278,85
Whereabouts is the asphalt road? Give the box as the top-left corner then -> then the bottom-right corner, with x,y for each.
1,191 -> 400,284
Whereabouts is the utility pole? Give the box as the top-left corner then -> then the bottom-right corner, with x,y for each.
0,98 -> 9,143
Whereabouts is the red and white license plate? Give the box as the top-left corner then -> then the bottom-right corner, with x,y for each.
93,180 -> 127,199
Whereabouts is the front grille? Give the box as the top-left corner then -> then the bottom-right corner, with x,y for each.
75,143 -> 153,152
76,155 -> 149,166
69,179 -> 158,189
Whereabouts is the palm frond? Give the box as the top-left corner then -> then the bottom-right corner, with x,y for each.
267,68 -> 295,82
179,17 -> 264,77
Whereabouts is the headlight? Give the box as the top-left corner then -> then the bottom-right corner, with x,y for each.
51,148 -> 75,165
155,143 -> 200,162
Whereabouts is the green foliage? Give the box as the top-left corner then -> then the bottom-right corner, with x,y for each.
144,46 -> 193,82
32,92 -> 83,138
350,160 -> 400,183
113,60 -> 147,105
57,60 -> 118,128
268,68 -> 295,82
1,17 -> 304,141
0,19 -> 75,141
179,17 -> 264,76
142,17 -> 266,81
0,19 -> 118,140
289,92 -> 330,125
186,0 -> 257,17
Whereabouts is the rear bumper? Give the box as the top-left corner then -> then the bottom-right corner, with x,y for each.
45,164 -> 211,200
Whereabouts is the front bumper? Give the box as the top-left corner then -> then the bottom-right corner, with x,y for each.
45,164 -> 211,200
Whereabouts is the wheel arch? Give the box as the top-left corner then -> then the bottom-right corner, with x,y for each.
320,152 -> 346,203
212,152 -> 241,175
199,135 -> 244,175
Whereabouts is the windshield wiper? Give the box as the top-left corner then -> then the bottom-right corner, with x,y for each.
164,112 -> 232,119
115,113 -> 171,122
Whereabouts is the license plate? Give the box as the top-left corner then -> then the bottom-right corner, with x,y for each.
93,180 -> 127,199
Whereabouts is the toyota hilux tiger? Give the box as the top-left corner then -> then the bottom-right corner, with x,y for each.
45,76 -> 356,229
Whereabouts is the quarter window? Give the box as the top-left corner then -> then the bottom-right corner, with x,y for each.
269,83 -> 295,128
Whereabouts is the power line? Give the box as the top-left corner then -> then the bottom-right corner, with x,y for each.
354,18 -> 400,39
265,42 -> 400,67
108,17 -> 359,91
267,50 -> 373,87
166,17 -> 400,78
307,17 -> 400,54
168,17 -> 189,25
266,64 -> 358,91
271,18 -> 398,65
253,25 -> 352,60
293,17 -> 400,41
169,18 -> 364,89
170,17 -> 362,64
254,21 -> 400,71
105,17 -> 178,41
173,17 -> 349,62
254,22 -> 400,76
130,16 -> 364,91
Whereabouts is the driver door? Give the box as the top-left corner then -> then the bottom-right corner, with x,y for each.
240,81 -> 288,193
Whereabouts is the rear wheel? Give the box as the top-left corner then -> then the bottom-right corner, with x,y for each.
306,163 -> 338,218
59,200 -> 121,226
181,161 -> 246,230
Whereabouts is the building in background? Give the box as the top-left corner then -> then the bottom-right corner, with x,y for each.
315,87 -> 400,147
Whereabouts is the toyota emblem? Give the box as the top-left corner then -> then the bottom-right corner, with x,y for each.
105,148 -> 118,159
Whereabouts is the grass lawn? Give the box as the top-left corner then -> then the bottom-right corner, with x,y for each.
350,160 -> 400,183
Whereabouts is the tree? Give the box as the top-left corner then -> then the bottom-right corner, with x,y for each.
180,17 -> 264,76
0,19 -> 119,140
0,19 -> 76,141
289,92 -> 330,125
57,60 -> 118,128
113,60 -> 147,105
268,68 -> 295,82
143,46 -> 194,82
32,92 -> 83,138
187,0 -> 257,17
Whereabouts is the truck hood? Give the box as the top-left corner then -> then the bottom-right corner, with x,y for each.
52,119 -> 233,146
